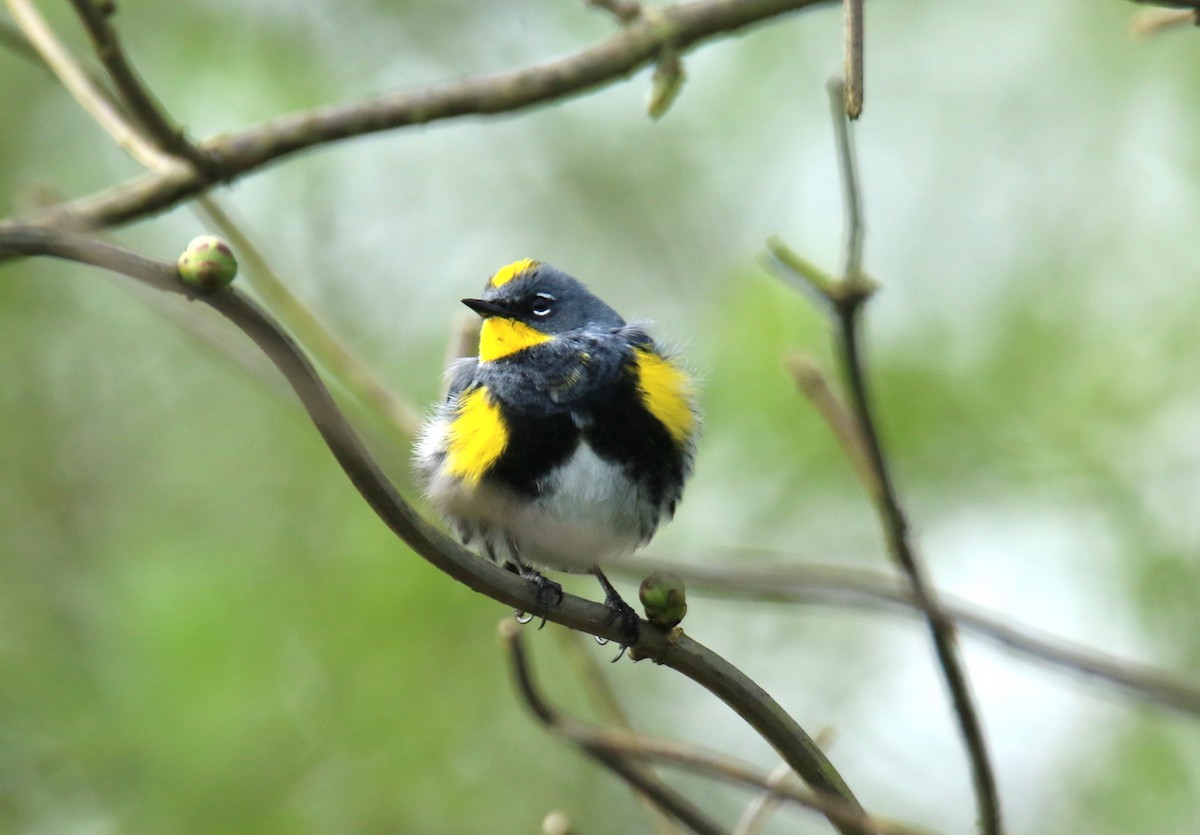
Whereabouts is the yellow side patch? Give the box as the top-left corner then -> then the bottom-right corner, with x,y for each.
488,258 -> 538,288
446,387 -> 508,485
634,348 -> 696,445
478,317 -> 552,362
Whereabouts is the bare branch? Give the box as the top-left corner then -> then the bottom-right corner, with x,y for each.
0,6 -> 421,441
765,236 -> 841,301
64,0 -> 212,171
554,627 -> 685,835
629,556 -> 1200,717
504,622 -> 930,835
843,0 -> 862,118
193,197 -> 422,438
827,78 -> 865,286
770,81 -> 1003,834
784,353 -> 875,492
587,0 -> 644,25
504,621 -> 727,835
4,0 -> 181,173
734,762 -> 800,835
3,0 -> 835,234
827,81 -> 1001,835
0,226 -> 868,834
1129,7 -> 1196,35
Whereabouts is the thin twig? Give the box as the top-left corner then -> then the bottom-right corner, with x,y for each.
194,197 -> 422,438
784,353 -> 875,491
827,78 -> 865,287
734,761 -> 800,835
3,0 -> 836,235
504,622 -> 930,835
506,621 -> 726,835
4,0 -> 182,174
63,0 -> 212,171
821,79 -> 1003,835
0,226 -> 869,835
628,556 -> 1200,717
1,10 -> 421,442
554,627 -> 684,835
1129,7 -> 1196,35
587,0 -> 644,25
765,236 -> 840,300
843,0 -> 863,118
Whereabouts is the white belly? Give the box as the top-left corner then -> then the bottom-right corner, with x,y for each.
422,437 -> 647,573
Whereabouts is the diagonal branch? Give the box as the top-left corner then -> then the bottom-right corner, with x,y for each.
2,0 -> 835,234
822,78 -> 1003,835
771,80 -> 1003,834
0,226 -> 869,835
1,9 -> 423,443
630,556 -> 1200,717
63,0 -> 212,171
4,0 -> 181,173
192,197 -> 423,439
504,621 -> 930,835
505,621 -> 726,835
554,627 -> 685,834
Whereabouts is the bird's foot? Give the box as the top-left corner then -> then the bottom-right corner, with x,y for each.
591,568 -> 641,661
507,562 -> 563,628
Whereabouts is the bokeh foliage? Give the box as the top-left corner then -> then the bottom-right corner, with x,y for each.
3,0 -> 1200,832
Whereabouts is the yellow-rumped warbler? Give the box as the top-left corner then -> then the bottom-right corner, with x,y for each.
415,259 -> 699,640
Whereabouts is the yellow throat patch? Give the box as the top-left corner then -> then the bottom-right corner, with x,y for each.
446,387 -> 508,485
634,348 -> 696,445
478,317 -> 551,362
488,259 -> 538,289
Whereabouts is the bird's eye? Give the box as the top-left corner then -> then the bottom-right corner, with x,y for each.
531,293 -> 555,317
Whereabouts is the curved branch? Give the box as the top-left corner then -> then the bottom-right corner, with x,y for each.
631,557 -> 1200,717
3,0 -> 833,233
4,0 -> 180,172
823,80 -> 1001,834
63,0 -> 211,170
504,622 -> 927,835
0,226 -> 868,835
504,621 -> 727,835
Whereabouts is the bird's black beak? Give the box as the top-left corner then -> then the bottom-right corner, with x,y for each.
461,298 -> 509,318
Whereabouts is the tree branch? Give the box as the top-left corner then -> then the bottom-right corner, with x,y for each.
504,621 -> 727,835
63,0 -> 212,171
4,0 -> 181,173
842,0 -> 863,118
734,761 -> 803,835
770,80 -> 1003,834
554,627 -> 685,834
822,78 -> 1003,835
504,622 -> 929,835
2,0 -> 834,234
192,197 -> 423,439
0,226 -> 868,835
630,556 -> 1200,717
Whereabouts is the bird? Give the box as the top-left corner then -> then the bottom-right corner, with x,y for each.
414,259 -> 699,644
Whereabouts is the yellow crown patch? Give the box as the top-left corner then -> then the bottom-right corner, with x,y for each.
488,258 -> 538,288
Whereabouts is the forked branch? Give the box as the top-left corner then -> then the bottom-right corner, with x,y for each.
0,225 -> 869,835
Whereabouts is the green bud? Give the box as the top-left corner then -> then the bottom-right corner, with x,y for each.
639,571 -> 687,628
646,51 -> 684,120
177,235 -> 237,292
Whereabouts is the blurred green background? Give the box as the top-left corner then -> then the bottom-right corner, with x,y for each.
3,0 -> 1200,832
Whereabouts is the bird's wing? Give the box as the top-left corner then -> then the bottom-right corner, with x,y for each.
543,331 -> 632,407
444,357 -> 480,402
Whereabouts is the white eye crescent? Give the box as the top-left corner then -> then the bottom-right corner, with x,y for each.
531,292 -> 555,317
